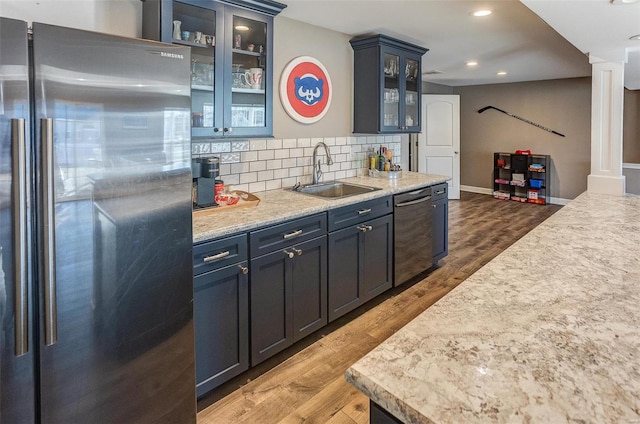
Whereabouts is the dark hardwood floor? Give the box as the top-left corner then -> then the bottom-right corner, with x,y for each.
197,191 -> 563,424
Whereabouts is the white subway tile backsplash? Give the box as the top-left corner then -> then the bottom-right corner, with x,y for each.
241,151 -> 258,162
267,159 -> 283,170
220,152 -> 241,163
273,168 -> 289,179
231,141 -> 250,152
231,162 -> 250,174
268,139 -> 283,150
250,161 -> 267,172
282,138 -> 297,149
240,172 -> 258,184
258,150 -> 275,161
192,143 -> 211,155
211,142 -> 231,153
257,170 -> 274,181
249,181 -> 266,193
274,149 -> 290,159
297,138 -> 311,148
265,179 -> 282,191
196,134 -> 402,196
289,148 -> 304,158
249,139 -> 267,150
281,158 -> 297,168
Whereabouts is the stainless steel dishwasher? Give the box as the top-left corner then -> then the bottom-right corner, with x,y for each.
394,187 -> 433,286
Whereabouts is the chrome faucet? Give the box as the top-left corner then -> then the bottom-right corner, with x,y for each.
312,142 -> 333,185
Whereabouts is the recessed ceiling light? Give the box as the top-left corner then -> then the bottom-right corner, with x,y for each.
472,10 -> 492,17
466,61 -> 478,67
630,34 -> 640,40
497,71 -> 507,76
235,25 -> 249,31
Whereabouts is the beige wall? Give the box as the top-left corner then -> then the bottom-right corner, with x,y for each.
453,77 -> 592,201
272,17 -> 353,139
624,89 -> 640,163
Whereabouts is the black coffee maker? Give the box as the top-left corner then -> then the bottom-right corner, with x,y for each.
192,156 -> 220,208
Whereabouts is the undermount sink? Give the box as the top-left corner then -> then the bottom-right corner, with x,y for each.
292,181 -> 381,199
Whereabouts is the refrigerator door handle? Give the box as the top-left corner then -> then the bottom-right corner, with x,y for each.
12,118 -> 29,356
41,118 -> 58,346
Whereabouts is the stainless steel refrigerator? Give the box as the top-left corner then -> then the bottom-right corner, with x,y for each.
0,19 -> 196,423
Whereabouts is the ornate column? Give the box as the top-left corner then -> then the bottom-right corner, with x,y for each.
587,56 -> 626,195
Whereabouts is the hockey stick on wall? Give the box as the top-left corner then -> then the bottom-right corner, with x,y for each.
477,105 -> 566,138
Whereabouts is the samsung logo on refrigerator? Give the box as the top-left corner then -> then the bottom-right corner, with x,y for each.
160,51 -> 184,60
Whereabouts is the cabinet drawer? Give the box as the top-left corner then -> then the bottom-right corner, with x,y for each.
328,196 -> 392,231
250,213 -> 327,257
194,233 -> 247,276
432,183 -> 448,201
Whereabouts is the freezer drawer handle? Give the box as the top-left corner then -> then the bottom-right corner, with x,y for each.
203,251 -> 230,263
42,118 -> 58,346
396,196 -> 432,207
12,119 -> 28,356
357,208 -> 371,215
283,229 -> 303,240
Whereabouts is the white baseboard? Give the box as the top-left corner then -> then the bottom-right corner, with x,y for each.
460,185 -> 571,206
460,185 -> 492,195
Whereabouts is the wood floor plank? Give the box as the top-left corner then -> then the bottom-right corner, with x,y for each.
197,192 -> 562,423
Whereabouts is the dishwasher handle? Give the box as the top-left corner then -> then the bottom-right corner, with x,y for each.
395,195 -> 432,207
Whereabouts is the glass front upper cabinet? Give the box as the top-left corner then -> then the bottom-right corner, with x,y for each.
229,15 -> 267,133
350,34 -> 428,134
141,0 -> 286,139
171,2 -> 218,136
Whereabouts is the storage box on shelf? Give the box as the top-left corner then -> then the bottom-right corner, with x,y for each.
493,152 -> 551,205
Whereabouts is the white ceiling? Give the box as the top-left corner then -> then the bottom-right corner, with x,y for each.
279,0 -> 640,89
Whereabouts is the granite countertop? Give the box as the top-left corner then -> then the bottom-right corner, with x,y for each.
192,172 -> 448,243
345,192 -> 640,423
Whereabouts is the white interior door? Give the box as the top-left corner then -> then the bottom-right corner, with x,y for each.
418,94 -> 460,199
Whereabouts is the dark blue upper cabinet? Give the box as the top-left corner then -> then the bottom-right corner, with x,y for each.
142,0 -> 286,139
350,34 -> 428,134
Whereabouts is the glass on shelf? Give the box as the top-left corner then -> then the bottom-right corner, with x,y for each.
172,2 -> 216,46
384,54 -> 399,77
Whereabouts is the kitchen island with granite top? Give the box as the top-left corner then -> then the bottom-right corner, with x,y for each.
345,191 -> 640,423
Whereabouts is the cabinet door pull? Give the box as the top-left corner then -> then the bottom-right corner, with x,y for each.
357,208 -> 371,215
358,226 -> 367,232
239,265 -> 249,275
358,225 -> 372,232
204,250 -> 230,262
364,225 -> 372,231
284,250 -> 295,259
292,247 -> 302,256
432,204 -> 436,208
283,229 -> 303,240
435,190 -> 445,195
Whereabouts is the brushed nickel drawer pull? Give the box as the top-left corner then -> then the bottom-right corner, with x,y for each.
357,208 -> 372,215
435,190 -> 445,195
283,229 -> 303,240
204,251 -> 230,262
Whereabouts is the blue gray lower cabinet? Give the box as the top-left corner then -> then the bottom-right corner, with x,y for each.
193,234 -> 249,398
327,196 -> 393,322
431,183 -> 448,263
327,214 -> 393,322
192,190 -> 444,396
249,213 -> 328,366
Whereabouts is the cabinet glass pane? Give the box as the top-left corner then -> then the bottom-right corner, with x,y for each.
405,58 -> 419,127
231,16 -> 267,129
172,3 -> 217,132
383,53 -> 399,127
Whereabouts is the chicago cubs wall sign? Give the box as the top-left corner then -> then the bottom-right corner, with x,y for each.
280,56 -> 332,124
